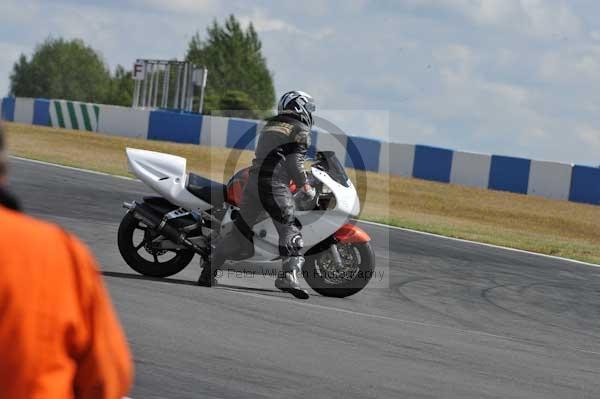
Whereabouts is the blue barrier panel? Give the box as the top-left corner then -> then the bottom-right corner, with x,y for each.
308,129 -> 318,159
413,145 -> 453,183
226,119 -> 257,150
33,99 -> 50,126
488,155 -> 531,194
569,165 -> 600,205
1,97 -> 15,121
148,111 -> 202,144
345,136 -> 381,172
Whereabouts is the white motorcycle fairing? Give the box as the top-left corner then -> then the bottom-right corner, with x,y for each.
125,147 -> 361,273
126,148 -> 212,211
222,166 -> 360,264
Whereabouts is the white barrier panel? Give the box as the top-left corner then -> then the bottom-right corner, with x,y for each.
14,98 -> 34,124
450,151 -> 491,188
379,142 -> 415,177
199,115 -> 229,148
316,132 -> 347,166
527,160 -> 572,200
98,105 -> 149,138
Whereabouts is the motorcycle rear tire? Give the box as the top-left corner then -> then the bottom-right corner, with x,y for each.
118,212 -> 196,278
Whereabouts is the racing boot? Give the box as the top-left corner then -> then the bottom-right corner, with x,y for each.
198,227 -> 253,287
275,256 -> 309,299
197,253 -> 220,287
197,235 -> 225,287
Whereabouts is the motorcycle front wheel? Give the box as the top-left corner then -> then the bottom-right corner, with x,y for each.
117,212 -> 196,277
304,242 -> 375,298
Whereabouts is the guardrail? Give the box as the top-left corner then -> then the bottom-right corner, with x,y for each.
2,96 -> 598,205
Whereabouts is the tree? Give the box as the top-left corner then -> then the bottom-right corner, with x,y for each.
214,89 -> 260,119
9,38 -> 112,103
186,15 -> 276,116
104,65 -> 134,107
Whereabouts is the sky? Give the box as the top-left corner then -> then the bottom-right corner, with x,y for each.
1,0 -> 600,165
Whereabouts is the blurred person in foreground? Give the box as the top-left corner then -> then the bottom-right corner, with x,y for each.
0,122 -> 133,398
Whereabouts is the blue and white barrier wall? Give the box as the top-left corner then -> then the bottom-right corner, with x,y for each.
2,96 -> 599,206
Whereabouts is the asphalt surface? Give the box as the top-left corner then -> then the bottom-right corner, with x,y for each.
9,157 -> 600,399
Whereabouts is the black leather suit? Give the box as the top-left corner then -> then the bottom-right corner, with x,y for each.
234,114 -> 310,258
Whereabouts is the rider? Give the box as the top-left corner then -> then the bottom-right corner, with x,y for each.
198,90 -> 317,299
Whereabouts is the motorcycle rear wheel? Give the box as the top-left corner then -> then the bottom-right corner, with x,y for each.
118,212 -> 196,277
304,242 -> 375,298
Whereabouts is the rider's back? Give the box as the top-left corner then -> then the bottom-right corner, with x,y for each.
252,114 -> 310,186
0,206 -> 132,399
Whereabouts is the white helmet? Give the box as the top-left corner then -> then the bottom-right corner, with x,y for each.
277,90 -> 316,127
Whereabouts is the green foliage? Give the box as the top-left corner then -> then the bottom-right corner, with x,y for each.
186,14 -> 276,115
201,93 -> 221,114
9,38 -> 134,106
212,89 -> 260,119
104,65 -> 134,107
9,38 -> 112,103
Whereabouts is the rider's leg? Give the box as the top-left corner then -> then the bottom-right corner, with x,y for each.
272,208 -> 309,299
266,184 -> 309,299
198,178 -> 262,287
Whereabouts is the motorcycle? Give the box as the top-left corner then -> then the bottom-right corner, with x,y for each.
118,148 -> 375,298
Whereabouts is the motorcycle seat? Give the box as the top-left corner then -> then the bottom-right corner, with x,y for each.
186,173 -> 226,206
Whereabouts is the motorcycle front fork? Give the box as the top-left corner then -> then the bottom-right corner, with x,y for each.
330,243 -> 344,268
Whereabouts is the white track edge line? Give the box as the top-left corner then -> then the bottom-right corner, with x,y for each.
9,155 -> 138,181
357,219 -> 600,268
10,155 -> 599,269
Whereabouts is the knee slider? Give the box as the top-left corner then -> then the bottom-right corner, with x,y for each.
290,234 -> 304,251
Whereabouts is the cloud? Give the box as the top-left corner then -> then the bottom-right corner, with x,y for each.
482,81 -> 530,105
316,110 -> 392,140
0,42 -> 29,96
238,9 -> 334,40
128,0 -> 215,14
519,0 -> 582,38
400,0 -> 582,39
539,44 -> 600,87
0,1 -> 40,24
238,9 -> 301,34
434,43 -> 477,80
246,2 -> 599,164
578,126 -> 600,151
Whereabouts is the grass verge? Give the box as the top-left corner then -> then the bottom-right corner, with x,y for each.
6,122 -> 600,264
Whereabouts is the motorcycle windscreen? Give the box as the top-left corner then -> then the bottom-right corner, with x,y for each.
315,151 -> 350,187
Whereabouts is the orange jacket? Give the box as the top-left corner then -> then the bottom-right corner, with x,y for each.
0,206 -> 133,398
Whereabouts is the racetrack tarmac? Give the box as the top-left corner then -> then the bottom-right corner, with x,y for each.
9,157 -> 600,399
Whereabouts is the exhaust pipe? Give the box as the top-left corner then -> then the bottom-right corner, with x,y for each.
124,201 -> 209,257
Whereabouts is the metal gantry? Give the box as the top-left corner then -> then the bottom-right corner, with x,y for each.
132,59 -> 208,113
